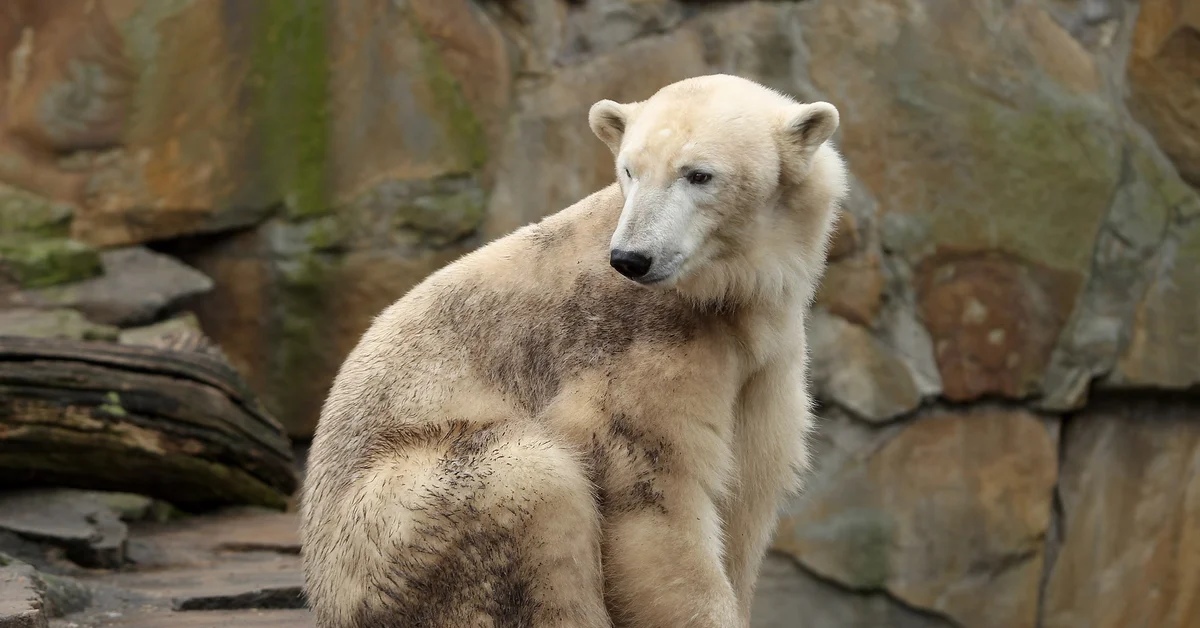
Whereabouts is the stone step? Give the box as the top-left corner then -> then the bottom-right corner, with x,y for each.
0,566 -> 47,628
52,609 -> 314,628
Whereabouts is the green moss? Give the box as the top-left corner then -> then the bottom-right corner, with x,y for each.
270,248 -> 335,435
837,510 -> 895,590
0,238 -> 102,289
413,20 -> 488,172
0,185 -> 74,238
302,215 -> 349,252
956,97 -> 1120,274
394,186 -> 487,246
98,392 -> 128,418
251,0 -> 331,220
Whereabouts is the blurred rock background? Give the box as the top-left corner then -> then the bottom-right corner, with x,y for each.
0,0 -> 1196,626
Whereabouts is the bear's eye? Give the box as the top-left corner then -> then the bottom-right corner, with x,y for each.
624,168 -> 632,179
687,171 -> 713,185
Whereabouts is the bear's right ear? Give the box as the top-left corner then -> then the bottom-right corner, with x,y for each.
782,101 -> 840,158
589,99 -> 632,155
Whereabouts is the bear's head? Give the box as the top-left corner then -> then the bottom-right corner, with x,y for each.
589,74 -> 847,305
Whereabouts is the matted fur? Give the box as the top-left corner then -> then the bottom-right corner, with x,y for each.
300,74 -> 849,628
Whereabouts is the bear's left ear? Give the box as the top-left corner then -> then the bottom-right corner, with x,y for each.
589,99 -> 633,156
783,102 -> 840,156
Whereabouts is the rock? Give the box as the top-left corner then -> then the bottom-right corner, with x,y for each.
59,608 -> 315,628
0,336 -> 299,511
1040,131 -> 1199,408
0,490 -> 127,570
557,0 -> 685,65
0,565 -> 46,628
808,310 -> 921,423
1127,0 -> 1200,187
795,0 -> 1123,401
825,210 -> 860,262
13,247 -> 213,327
123,509 -> 300,570
1041,399 -> 1200,628
776,408 -> 1058,628
815,251 -> 885,328
0,309 -> 117,342
0,239 -> 101,290
117,314 -> 202,348
915,250 -> 1079,402
328,0 -> 508,206
751,553 -> 955,628
1107,211 -> 1200,390
0,186 -> 73,239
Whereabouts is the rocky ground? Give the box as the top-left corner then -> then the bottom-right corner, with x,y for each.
0,493 -> 312,627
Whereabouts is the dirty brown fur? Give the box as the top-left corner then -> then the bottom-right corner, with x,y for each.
300,75 -> 848,628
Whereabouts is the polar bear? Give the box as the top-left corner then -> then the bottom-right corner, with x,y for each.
299,73 -> 848,628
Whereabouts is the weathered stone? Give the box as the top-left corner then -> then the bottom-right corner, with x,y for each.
1127,0 -> 1200,187
14,247 -> 213,327
0,490 -> 127,570
875,257 -> 943,399
826,210 -> 860,262
0,565 -> 47,628
0,309 -> 117,342
808,310 -> 921,423
0,336 -> 299,511
1107,215 -> 1200,390
557,0 -> 685,65
796,0 -> 1123,401
117,314 -> 203,348
916,250 -> 1079,402
125,508 -> 299,570
0,185 -> 73,239
97,551 -> 303,611
60,608 -> 316,628
815,251 -> 885,328
328,0 -> 507,205
1040,130 -> 1198,408
1042,400 -> 1200,628
0,239 -> 101,290
776,408 -> 1058,628
751,553 -> 955,628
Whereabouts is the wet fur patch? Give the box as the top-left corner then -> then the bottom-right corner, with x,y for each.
590,412 -> 673,516
429,270 -> 710,414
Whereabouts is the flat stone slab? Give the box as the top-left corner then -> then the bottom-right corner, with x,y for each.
0,566 -> 48,628
50,609 -> 314,628
0,491 -> 126,569
99,554 -> 304,611
8,247 -> 213,326
125,509 -> 299,570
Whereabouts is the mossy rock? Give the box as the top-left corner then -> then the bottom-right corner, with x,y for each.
0,308 -> 119,342
0,185 -> 74,238
0,238 -> 102,289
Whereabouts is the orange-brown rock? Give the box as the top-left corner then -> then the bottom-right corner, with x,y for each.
816,250 -> 884,328
1128,0 -> 1200,187
775,408 -> 1058,628
1042,399 -> 1200,628
916,250 -> 1080,402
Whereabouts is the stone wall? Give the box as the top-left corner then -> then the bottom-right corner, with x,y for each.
0,1 -> 1196,626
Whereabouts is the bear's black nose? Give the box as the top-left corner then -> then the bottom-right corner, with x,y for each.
610,249 -> 653,279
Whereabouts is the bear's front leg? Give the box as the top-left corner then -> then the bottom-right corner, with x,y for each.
602,482 -> 740,628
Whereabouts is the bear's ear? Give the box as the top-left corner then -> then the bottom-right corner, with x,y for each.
589,99 -> 632,155
782,101 -> 840,156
